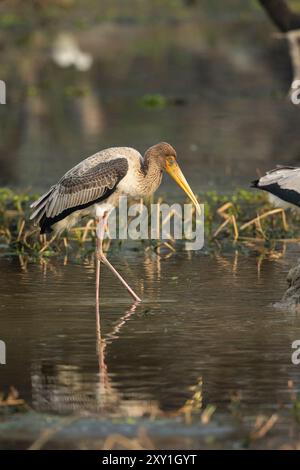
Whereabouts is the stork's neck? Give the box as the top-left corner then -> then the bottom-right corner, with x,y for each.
138,153 -> 163,196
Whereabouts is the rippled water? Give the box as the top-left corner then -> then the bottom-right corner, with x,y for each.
1,245 -> 300,417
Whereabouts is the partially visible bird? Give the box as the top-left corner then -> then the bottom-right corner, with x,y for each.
30,142 -> 200,304
252,166 -> 300,211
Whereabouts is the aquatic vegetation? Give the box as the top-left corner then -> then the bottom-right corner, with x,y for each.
139,93 -> 168,109
140,94 -> 187,109
0,387 -> 29,414
1,187 -> 300,260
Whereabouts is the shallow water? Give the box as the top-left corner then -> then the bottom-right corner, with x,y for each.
1,245 -> 300,417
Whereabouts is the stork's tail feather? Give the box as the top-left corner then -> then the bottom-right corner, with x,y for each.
30,187 -> 54,211
30,188 -> 55,233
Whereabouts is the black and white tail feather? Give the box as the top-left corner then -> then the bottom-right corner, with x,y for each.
252,165 -> 300,211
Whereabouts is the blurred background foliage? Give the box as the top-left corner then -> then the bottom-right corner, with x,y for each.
0,0 -> 300,194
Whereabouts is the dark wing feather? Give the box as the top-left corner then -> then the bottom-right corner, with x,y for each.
30,157 -> 128,233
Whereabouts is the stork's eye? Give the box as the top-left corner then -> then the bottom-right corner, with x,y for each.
167,156 -> 175,165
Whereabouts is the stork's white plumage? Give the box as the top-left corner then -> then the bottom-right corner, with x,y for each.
30,142 -> 200,305
252,166 -> 300,211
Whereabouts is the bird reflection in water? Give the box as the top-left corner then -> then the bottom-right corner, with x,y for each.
94,300 -> 139,414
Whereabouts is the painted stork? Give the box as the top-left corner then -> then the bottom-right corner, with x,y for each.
252,166 -> 300,210
30,142 -> 200,304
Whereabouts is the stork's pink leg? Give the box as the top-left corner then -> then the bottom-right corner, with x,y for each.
100,255 -> 141,302
95,217 -> 104,315
96,215 -> 141,303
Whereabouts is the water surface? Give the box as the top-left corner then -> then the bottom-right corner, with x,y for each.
1,246 -> 300,417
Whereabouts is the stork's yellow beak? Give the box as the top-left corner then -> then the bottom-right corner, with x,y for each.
166,158 -> 201,215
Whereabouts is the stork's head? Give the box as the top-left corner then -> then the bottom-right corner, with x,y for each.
145,142 -> 201,214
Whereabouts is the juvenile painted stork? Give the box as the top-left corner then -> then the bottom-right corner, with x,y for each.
30,142 -> 200,303
252,166 -> 300,210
